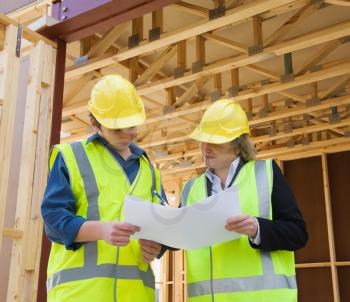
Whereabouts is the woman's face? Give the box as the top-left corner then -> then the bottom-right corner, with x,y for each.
200,141 -> 237,171
100,126 -> 137,152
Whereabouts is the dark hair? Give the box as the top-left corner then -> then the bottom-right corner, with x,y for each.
89,113 -> 101,129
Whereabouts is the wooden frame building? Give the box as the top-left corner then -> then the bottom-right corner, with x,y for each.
0,0 -> 350,301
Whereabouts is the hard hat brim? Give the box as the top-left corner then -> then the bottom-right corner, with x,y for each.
89,106 -> 146,129
189,125 -> 250,144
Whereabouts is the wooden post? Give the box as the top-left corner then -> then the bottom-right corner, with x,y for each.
152,9 -> 163,33
0,17 -> 57,302
252,16 -> 263,48
321,154 -> 340,302
196,35 -> 205,65
6,40 -> 56,302
129,17 -> 143,82
0,24 -> 21,252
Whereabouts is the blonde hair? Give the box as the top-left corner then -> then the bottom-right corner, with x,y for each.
231,134 -> 256,161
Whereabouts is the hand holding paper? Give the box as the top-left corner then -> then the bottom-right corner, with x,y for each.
124,185 -> 242,249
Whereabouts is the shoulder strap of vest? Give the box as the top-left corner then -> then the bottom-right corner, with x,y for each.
139,153 -> 163,204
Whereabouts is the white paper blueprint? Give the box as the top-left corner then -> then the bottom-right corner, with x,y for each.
123,185 -> 241,249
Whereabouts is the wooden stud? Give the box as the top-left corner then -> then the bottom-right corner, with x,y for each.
0,25 -> 21,251
231,68 -> 239,87
132,16 -> 143,41
168,87 -> 176,107
311,82 -> 318,99
252,16 -> 263,47
196,35 -> 205,64
152,9 -> 164,33
214,73 -> 222,90
177,40 -> 187,70
3,36 -> 56,302
321,154 -> 340,302
0,24 -> 5,51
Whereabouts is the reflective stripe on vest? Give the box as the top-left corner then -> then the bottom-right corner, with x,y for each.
186,160 -> 296,297
47,142 -> 155,291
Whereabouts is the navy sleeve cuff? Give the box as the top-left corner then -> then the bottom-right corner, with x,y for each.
61,216 -> 87,250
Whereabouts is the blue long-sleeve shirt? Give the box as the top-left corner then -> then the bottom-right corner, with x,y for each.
41,133 -> 167,250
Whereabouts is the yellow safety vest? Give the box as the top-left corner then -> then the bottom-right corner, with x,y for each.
46,140 -> 162,302
181,160 -> 297,302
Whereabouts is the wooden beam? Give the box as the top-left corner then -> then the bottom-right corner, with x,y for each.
171,2 -> 210,18
134,45 -> 177,86
174,77 -> 210,108
161,136 -> 350,175
152,9 -> 164,33
321,153 -> 341,302
249,94 -> 350,126
325,0 -> 350,6
196,35 -> 206,63
63,73 -> 95,104
228,61 -> 350,102
167,87 -> 176,107
139,94 -> 350,148
320,74 -> 350,99
214,74 -> 222,90
87,22 -> 129,58
0,14 -> 56,48
244,64 -> 280,80
295,39 -> 341,76
252,119 -> 350,144
0,25 -> 21,251
0,24 -> 5,51
65,0 -> 296,77
202,33 -> 248,53
231,68 -> 240,87
3,228 -> 24,240
135,20 -> 350,96
7,0 -> 53,20
311,81 -> 318,99
264,1 -> 323,47
252,16 -> 263,47
177,40 -> 187,69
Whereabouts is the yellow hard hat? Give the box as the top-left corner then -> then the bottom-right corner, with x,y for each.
88,74 -> 145,129
190,99 -> 250,144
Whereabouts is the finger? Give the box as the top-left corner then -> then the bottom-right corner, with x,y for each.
111,234 -> 131,243
116,223 -> 140,232
226,215 -> 250,224
226,219 -> 253,229
139,239 -> 161,248
112,237 -> 130,246
232,225 -> 257,236
114,229 -> 136,237
141,245 -> 160,255
142,251 -> 154,263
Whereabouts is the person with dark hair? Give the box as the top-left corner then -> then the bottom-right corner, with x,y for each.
181,98 -> 308,302
42,74 -> 167,302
